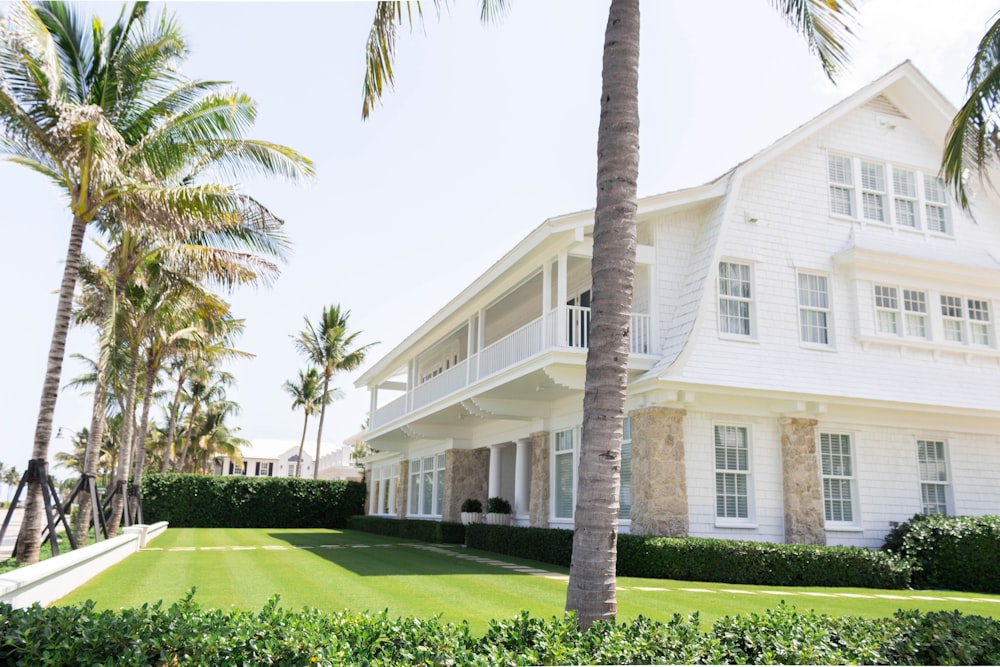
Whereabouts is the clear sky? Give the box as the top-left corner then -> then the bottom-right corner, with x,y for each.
1,0 -> 996,475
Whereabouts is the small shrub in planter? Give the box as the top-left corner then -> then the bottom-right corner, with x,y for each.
460,498 -> 482,525
485,496 -> 512,525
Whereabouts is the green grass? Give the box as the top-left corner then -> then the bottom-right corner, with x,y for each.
56,528 -> 1000,634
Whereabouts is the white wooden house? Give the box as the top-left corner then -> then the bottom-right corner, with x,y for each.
355,62 -> 1000,548
215,439 -> 361,481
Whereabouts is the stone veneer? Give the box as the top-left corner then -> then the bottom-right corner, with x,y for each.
528,431 -> 550,527
780,418 -> 826,545
629,406 -> 688,536
395,460 -> 408,518
442,448 -> 489,523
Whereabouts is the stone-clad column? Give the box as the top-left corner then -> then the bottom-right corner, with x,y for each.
780,418 -> 826,545
395,460 -> 409,518
630,407 -> 688,536
528,431 -> 550,527
442,448 -> 489,523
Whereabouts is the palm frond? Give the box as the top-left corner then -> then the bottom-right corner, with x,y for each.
769,0 -> 857,82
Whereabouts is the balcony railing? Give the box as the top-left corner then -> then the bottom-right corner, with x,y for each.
370,307 -> 653,429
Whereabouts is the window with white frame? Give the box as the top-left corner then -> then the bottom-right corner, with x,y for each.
923,176 -> 951,233
940,295 -> 966,342
715,425 -> 751,520
892,168 -> 918,228
828,154 -> 854,216
371,462 -> 398,515
719,262 -> 752,336
874,285 -> 899,334
873,285 -> 929,339
820,433 -> 855,523
620,418 -> 632,520
554,429 -> 576,519
860,161 -> 887,222
917,440 -> 949,515
967,299 -> 992,345
939,294 -> 992,346
827,155 -> 953,234
798,273 -> 832,345
408,454 -> 446,516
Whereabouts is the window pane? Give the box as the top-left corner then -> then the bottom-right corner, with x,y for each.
895,198 -> 917,227
830,187 -> 853,216
555,452 -> 574,518
892,168 -> 916,197
620,418 -> 632,518
828,155 -> 853,185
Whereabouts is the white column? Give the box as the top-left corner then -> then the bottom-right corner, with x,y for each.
369,386 -> 379,428
514,438 -> 531,517
488,444 -> 502,499
542,260 -> 552,345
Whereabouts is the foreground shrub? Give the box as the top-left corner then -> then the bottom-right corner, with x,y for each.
466,524 -> 574,566
3,596 -> 1000,665
883,513 -> 1000,593
141,474 -> 365,528
349,515 -> 465,544
617,533 -> 912,589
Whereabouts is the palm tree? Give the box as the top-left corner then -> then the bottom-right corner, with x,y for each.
943,15 -> 1000,211
294,305 -> 375,479
283,367 -> 330,478
1,0 -> 313,563
362,0 -> 856,628
4,467 -> 20,502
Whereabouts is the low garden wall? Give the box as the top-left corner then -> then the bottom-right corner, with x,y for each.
0,521 -> 167,608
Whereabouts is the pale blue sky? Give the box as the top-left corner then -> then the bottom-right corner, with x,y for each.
1,0 -> 996,473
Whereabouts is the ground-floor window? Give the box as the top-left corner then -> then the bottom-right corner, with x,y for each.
917,439 -> 949,515
620,418 -> 632,520
714,424 -> 751,520
409,454 -> 446,517
553,429 -> 576,519
255,462 -> 273,477
820,432 -> 855,523
370,462 -> 399,515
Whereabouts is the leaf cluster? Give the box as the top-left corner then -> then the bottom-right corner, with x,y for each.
3,596 -> 1000,665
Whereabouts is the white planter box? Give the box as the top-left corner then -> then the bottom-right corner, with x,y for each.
460,512 -> 482,525
484,513 -> 511,526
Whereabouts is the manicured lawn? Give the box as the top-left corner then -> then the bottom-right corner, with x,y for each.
57,528 -> 1000,633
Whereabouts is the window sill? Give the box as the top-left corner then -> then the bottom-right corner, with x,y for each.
824,524 -> 863,533
714,520 -> 757,529
799,342 -> 837,352
718,333 -> 760,344
858,335 -> 1000,361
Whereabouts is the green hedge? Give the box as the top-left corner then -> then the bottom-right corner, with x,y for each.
465,525 -> 911,589
3,596 -> 1000,665
883,514 -> 1000,593
466,523 -> 574,566
141,474 -> 365,528
348,515 -> 465,544
617,533 -> 912,589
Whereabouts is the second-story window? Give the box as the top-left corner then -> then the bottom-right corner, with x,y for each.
798,272 -> 832,346
860,161 -> 887,222
718,261 -> 752,336
874,285 -> 929,339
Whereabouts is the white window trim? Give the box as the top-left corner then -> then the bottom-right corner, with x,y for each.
826,152 -> 955,236
916,439 -> 951,516
407,451 -> 446,518
551,426 -> 579,523
717,260 -> 757,341
796,271 -> 835,349
713,422 -> 755,527
872,284 -> 930,341
818,432 -> 861,529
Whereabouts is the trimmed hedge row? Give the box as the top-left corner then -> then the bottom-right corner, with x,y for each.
3,596 -> 1000,665
883,514 -> 1000,593
463,525 -> 912,589
616,533 -> 912,589
465,523 -> 574,566
141,474 -> 365,528
348,515 -> 465,544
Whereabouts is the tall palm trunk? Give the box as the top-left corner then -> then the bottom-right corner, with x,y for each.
295,411 -> 310,478
177,400 -> 200,473
107,346 -> 141,536
17,212 -> 89,564
129,357 -> 157,517
566,0 -> 640,630
161,370 -> 187,472
313,376 -> 331,479
74,345 -> 111,546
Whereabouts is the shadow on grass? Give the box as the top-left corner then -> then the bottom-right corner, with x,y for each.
266,530 -> 541,578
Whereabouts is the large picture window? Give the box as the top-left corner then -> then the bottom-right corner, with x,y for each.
714,425 -> 750,520
408,453 -> 446,517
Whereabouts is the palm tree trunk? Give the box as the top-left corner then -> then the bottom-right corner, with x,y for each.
107,346 -> 141,536
129,357 -> 157,517
160,371 -> 186,472
177,401 -> 200,474
17,212 -> 89,564
74,353 -> 111,546
313,377 -> 331,480
566,0 -> 640,630
295,412 -> 309,478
